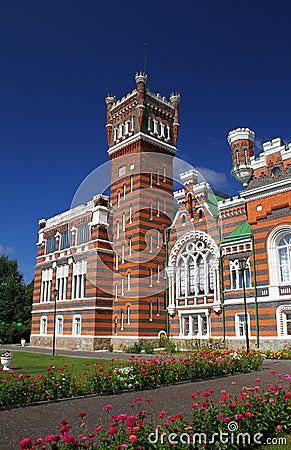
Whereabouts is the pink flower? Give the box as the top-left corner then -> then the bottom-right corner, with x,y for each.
217,413 -> 223,419
129,434 -> 138,442
19,438 -> 32,449
224,416 -> 231,422
108,427 -> 117,436
103,404 -> 112,411
255,378 -> 261,383
235,414 -> 244,420
277,425 -> 283,431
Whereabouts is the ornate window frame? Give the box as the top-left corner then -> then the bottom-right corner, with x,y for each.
276,305 -> 291,337
268,225 -> 291,286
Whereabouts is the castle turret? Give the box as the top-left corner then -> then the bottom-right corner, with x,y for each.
228,127 -> 255,186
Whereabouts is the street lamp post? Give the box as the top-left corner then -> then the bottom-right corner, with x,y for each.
238,258 -> 250,352
52,289 -> 58,356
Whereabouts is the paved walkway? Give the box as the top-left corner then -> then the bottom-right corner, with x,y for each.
0,346 -> 290,449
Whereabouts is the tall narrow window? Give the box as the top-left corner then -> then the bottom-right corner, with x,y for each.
156,200 -> 160,217
73,316 -> 81,336
120,311 -> 124,330
56,316 -> 63,336
127,272 -> 131,291
179,260 -> 186,295
40,316 -> 47,335
115,253 -> 119,271
60,230 -> 70,250
46,236 -> 56,254
56,265 -> 69,300
149,302 -> 153,321
150,235 -> 153,253
150,203 -> 153,220
127,305 -> 130,325
41,268 -> 53,302
123,183 -> 126,199
150,268 -> 153,287
278,234 -> 291,283
156,170 -> 160,185
121,278 -> 124,296
115,284 -> 118,301
163,165 -> 166,182
76,224 -> 89,245
128,237 -> 132,256
116,221 -> 120,239
129,205 -> 132,223
150,172 -> 153,188
121,245 -> 125,264
122,213 -> 126,231
130,175 -> 133,193
117,191 -> 121,207
72,260 -> 87,299
157,265 -> 160,283
198,256 -> 205,294
188,259 -> 195,295
156,297 -> 160,315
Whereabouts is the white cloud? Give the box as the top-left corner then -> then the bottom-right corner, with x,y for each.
196,166 -> 229,192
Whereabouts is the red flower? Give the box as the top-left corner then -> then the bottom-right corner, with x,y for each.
19,438 -> 32,449
129,434 -> 138,442
245,412 -> 252,417
78,412 -> 86,418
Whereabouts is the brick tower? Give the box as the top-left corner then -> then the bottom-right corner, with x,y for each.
106,72 -> 180,349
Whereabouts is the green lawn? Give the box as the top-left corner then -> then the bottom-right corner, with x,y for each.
1,350 -> 122,376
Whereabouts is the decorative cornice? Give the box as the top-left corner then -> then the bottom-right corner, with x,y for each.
107,132 -> 177,157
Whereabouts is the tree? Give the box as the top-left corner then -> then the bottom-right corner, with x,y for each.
0,255 -> 32,324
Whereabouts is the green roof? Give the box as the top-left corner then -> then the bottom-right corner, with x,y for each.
222,220 -> 252,243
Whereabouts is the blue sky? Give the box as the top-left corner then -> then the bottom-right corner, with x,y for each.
1,0 -> 291,282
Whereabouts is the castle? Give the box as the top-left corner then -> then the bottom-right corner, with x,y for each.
30,73 -> 291,351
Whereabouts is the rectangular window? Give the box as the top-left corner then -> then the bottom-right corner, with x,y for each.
181,314 -> 208,337
56,316 -> 63,336
41,268 -> 53,302
56,265 -> 69,300
46,236 -> 56,254
40,316 -> 47,335
72,260 -> 87,299
60,230 -> 71,250
236,313 -> 250,338
76,224 -> 89,246
285,313 -> 291,335
73,316 -> 81,336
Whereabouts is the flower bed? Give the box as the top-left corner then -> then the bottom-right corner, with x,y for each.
0,350 -> 263,408
20,372 -> 291,449
263,349 -> 291,360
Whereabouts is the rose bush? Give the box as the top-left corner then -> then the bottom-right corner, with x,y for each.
0,350 -> 263,407
19,371 -> 291,449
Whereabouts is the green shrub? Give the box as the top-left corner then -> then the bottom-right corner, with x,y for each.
0,323 -> 31,344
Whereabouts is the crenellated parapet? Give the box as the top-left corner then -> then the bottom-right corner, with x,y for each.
105,72 -> 180,157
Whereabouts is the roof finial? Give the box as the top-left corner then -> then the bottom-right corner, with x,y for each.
143,43 -> 147,74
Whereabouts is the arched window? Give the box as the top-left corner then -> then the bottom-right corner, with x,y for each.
176,238 -> 218,299
179,259 -> 186,295
268,227 -> 291,286
188,258 -> 195,295
278,234 -> 291,283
